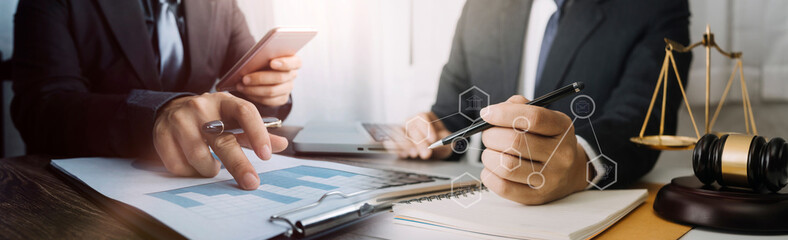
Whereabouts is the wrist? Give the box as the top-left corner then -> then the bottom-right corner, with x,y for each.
575,143 -> 593,191
124,90 -> 195,158
157,95 -> 192,119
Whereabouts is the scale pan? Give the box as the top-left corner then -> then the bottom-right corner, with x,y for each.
629,135 -> 697,150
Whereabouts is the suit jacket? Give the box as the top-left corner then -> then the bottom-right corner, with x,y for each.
12,0 -> 291,157
432,0 -> 692,188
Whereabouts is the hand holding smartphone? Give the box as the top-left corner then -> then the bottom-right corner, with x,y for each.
216,27 -> 317,92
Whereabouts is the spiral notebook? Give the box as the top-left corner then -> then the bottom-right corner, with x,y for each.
392,187 -> 647,240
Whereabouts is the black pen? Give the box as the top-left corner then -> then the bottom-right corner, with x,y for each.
428,82 -> 585,149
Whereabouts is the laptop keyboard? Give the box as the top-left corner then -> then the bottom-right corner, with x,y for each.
356,124 -> 448,188
362,123 -> 397,142
359,168 -> 449,189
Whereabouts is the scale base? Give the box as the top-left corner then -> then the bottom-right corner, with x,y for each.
653,176 -> 788,233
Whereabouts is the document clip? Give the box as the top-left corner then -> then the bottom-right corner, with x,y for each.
269,189 -> 372,238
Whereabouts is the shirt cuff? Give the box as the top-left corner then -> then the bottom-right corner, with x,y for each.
126,90 -> 195,155
577,135 -> 606,190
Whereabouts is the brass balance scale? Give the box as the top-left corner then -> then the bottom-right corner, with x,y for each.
639,26 -> 788,233
629,25 -> 757,150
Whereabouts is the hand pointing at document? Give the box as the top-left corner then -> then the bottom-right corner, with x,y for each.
153,93 -> 288,190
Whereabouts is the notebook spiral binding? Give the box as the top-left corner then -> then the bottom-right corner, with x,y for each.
266,183 -> 486,237
397,184 -> 488,204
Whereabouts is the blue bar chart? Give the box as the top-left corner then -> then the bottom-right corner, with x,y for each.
148,166 -> 372,219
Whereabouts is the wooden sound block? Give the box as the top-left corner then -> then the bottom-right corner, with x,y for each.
653,176 -> 788,233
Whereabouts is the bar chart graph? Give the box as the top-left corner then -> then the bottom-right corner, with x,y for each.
148,166 -> 375,219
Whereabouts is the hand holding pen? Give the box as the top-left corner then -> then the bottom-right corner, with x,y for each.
399,82 -> 593,205
428,82 -> 584,149
399,82 -> 583,160
153,93 -> 288,191
475,83 -> 594,205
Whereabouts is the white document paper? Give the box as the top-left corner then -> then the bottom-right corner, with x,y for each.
52,149 -> 385,239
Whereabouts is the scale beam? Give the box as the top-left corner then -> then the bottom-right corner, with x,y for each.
631,25 -> 757,150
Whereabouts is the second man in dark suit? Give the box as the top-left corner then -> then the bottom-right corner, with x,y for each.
397,0 -> 692,204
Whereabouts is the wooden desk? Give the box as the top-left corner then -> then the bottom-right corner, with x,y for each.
0,155 -> 141,239
0,126 -> 456,239
0,126 -> 310,240
2,126 -> 787,240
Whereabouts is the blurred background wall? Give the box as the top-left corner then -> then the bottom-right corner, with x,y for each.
238,0 -> 788,126
1,0 -> 787,158
236,0 -> 465,126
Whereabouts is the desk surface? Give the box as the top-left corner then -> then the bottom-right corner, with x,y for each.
0,155 -> 141,239
1,126 -> 787,240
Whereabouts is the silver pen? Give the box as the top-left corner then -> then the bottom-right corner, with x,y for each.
201,117 -> 282,135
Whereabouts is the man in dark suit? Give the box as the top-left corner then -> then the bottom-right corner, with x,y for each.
398,0 -> 691,204
12,0 -> 297,190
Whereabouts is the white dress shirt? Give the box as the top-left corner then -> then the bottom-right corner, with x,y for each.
518,0 -> 606,189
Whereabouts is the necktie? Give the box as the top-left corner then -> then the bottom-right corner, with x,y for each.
155,0 -> 184,90
534,0 -> 566,87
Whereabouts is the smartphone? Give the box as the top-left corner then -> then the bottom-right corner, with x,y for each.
216,27 -> 317,92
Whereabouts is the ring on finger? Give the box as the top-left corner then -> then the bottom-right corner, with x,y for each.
202,120 -> 227,143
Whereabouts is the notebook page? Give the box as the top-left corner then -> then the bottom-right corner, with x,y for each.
393,189 -> 647,240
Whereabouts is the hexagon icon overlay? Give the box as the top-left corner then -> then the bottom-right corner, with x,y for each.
500,147 -> 523,172
586,154 -> 617,190
458,86 -> 490,122
450,172 -> 483,208
404,116 -> 431,144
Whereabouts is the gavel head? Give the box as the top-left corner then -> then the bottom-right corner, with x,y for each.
692,133 -> 788,192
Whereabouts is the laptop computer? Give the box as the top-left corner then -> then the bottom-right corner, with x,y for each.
293,121 -> 401,154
